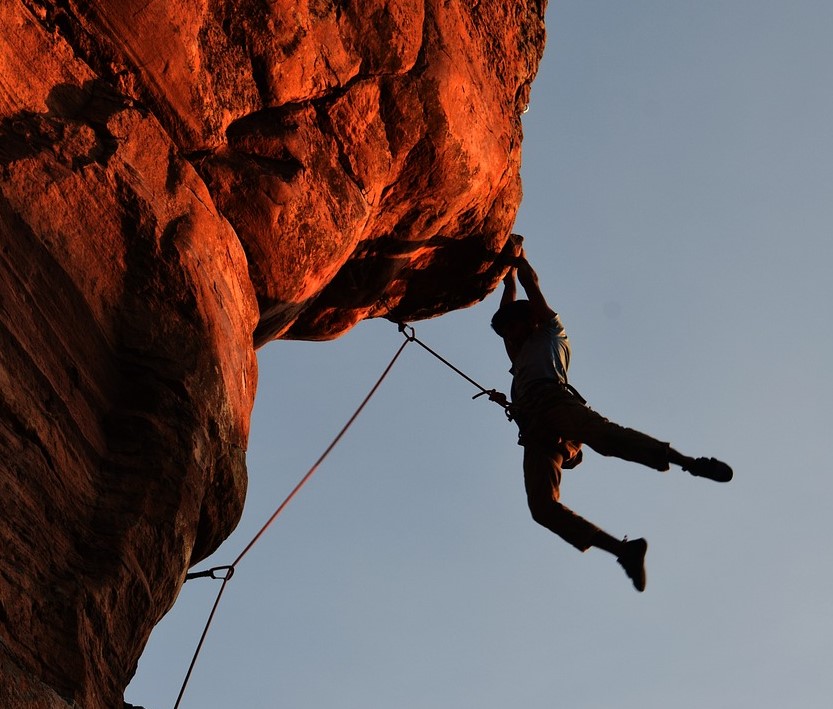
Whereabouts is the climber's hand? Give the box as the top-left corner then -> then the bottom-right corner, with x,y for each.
508,233 -> 524,256
487,390 -> 509,407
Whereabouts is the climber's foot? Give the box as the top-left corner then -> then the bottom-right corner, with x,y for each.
683,457 -> 733,483
617,538 -> 648,592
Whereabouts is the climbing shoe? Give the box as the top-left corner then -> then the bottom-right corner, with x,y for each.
617,538 -> 648,592
683,457 -> 733,483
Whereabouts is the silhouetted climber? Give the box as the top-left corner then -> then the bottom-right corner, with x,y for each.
489,248 -> 732,591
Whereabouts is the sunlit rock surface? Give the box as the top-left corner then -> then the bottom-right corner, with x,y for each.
0,0 -> 546,705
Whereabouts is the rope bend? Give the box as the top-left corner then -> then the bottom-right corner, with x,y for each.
175,335 -> 410,708
396,320 -> 512,419
175,320 -> 510,706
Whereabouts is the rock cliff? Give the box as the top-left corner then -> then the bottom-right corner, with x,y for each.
0,0 -> 546,705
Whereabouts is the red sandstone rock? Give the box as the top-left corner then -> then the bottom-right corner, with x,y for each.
0,0 -> 546,705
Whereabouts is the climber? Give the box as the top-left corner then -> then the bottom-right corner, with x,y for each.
489,248 -> 732,592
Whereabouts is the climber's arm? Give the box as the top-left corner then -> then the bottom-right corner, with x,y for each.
500,266 -> 517,307
499,232 -> 524,307
516,254 -> 556,325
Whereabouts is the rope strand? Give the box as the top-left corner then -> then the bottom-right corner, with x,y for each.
397,322 -> 511,417
230,336 -> 410,569
175,321 -> 508,707
173,576 -> 231,709
174,337 -> 410,708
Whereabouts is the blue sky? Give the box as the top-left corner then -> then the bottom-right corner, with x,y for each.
127,2 -> 833,707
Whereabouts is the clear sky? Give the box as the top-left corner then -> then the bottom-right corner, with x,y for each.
127,2 -> 833,707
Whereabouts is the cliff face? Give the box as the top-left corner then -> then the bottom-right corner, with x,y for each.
0,1 -> 546,705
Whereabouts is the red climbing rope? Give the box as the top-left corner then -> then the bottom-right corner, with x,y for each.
174,322 -> 510,707
231,335 -> 411,569
174,336 -> 410,708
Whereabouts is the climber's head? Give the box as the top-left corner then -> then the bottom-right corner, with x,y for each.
491,299 -> 535,342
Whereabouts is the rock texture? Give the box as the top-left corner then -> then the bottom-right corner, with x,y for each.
0,0 -> 546,705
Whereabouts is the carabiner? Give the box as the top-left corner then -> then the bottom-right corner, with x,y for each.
397,322 -> 416,342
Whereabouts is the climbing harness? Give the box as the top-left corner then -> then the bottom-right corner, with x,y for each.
174,322 -> 509,708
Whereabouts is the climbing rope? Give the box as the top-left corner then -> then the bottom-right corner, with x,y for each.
174,336 -> 409,708
397,322 -> 512,419
174,321 -> 510,707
